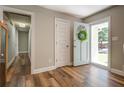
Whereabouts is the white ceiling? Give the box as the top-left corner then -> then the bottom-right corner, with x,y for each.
41,5 -> 111,18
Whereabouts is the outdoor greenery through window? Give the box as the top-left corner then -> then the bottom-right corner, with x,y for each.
91,22 -> 109,66
98,27 -> 108,54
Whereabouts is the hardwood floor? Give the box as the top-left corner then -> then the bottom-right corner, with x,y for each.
6,54 -> 124,87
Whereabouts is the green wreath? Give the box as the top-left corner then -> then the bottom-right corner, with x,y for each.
77,29 -> 87,42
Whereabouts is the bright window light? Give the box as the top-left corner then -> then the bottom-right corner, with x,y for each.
19,23 -> 26,28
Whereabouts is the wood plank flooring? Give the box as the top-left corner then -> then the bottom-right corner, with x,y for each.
6,54 -> 124,87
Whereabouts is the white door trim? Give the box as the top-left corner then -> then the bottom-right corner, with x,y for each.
89,16 -> 111,70
55,17 -> 71,68
1,6 -> 36,74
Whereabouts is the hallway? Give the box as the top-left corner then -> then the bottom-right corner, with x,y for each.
6,54 -> 124,87
6,54 -> 31,86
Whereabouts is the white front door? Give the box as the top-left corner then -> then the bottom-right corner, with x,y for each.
55,18 -> 70,68
74,22 -> 89,66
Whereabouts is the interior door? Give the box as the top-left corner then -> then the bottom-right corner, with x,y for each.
55,18 -> 70,68
0,27 -> 6,86
73,22 -> 89,66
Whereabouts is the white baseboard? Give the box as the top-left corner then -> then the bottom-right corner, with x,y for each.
111,68 -> 124,77
19,51 -> 28,53
7,56 -> 16,69
32,66 -> 56,74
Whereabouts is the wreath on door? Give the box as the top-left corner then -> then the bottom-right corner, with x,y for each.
77,29 -> 87,42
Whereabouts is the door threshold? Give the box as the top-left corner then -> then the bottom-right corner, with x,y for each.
91,63 -> 109,70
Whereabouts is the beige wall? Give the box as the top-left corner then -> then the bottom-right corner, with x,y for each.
83,6 -> 124,70
0,8 -> 3,20
7,5 -> 82,69
18,31 -> 29,53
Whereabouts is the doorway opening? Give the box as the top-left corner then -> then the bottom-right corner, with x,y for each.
3,11 -> 31,84
91,18 -> 110,68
